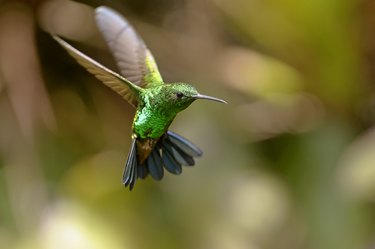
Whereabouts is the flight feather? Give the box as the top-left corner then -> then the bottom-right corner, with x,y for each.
52,35 -> 141,107
95,6 -> 164,89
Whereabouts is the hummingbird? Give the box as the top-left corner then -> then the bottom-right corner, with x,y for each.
53,6 -> 226,190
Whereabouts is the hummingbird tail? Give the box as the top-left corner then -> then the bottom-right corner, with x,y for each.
148,131 -> 203,177
122,131 -> 203,190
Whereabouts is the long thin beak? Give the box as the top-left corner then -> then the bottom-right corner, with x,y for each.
193,94 -> 227,104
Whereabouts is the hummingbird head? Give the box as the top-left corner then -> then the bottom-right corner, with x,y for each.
164,83 -> 227,112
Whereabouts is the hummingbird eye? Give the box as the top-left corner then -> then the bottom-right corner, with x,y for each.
176,92 -> 184,99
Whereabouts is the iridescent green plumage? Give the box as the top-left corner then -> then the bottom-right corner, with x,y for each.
134,83 -> 199,139
53,6 -> 226,190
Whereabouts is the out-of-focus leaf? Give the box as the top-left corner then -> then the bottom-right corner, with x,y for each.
337,127 -> 375,202
218,47 -> 303,99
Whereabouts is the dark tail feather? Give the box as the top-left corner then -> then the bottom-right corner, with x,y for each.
160,130 -> 203,171
166,131 -> 203,157
144,131 -> 202,178
161,143 -> 182,175
122,139 -> 137,190
137,163 -> 149,179
147,149 -> 164,180
123,131 -> 202,190
164,140 -> 195,166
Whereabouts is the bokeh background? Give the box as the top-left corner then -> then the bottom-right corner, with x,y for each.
1,0 -> 375,248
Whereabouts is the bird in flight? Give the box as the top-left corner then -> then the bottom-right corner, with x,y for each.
53,6 -> 226,190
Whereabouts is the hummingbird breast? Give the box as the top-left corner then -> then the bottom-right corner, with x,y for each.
133,107 -> 175,139
133,106 -> 176,163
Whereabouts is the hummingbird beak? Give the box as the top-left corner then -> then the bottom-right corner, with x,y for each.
193,94 -> 227,104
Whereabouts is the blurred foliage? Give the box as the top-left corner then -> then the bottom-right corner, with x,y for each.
1,0 -> 375,249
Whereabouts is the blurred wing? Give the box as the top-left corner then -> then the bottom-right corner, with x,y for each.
53,35 -> 139,107
95,6 -> 164,88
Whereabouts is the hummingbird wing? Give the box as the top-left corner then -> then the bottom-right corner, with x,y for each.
53,35 -> 141,108
95,6 -> 164,89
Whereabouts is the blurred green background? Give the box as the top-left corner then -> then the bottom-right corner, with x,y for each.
1,0 -> 375,248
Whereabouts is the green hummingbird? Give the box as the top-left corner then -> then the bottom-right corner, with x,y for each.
53,6 -> 226,190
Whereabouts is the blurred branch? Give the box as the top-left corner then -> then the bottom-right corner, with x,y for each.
0,2 -> 54,232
